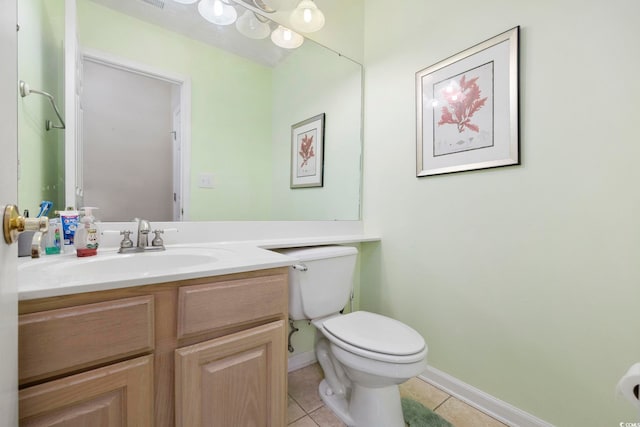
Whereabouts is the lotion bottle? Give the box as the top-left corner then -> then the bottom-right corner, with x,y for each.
75,207 -> 99,257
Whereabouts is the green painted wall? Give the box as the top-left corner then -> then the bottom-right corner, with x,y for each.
17,0 -> 65,214
361,0 -> 640,425
271,40 -> 362,221
78,0 -> 273,220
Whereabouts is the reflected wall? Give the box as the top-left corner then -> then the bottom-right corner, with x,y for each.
18,0 -> 362,222
18,0 -> 363,221
17,0 -> 65,215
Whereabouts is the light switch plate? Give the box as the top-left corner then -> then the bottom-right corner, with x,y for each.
198,173 -> 214,188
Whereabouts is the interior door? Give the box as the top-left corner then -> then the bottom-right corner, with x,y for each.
0,0 -> 20,425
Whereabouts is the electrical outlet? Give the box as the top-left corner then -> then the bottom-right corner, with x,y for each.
198,173 -> 214,189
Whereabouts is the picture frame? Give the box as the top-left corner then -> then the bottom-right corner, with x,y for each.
416,26 -> 519,177
290,113 -> 325,188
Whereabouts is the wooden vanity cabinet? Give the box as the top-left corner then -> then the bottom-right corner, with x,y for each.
175,321 -> 286,427
18,267 -> 289,427
175,275 -> 288,427
19,355 -> 154,426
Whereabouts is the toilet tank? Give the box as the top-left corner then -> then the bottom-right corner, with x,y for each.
276,246 -> 357,320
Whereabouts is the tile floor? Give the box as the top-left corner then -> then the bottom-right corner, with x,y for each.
287,363 -> 509,427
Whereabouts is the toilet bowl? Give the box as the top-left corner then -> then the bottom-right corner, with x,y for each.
277,246 -> 428,427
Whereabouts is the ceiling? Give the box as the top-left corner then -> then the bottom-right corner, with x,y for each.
88,0 -> 298,67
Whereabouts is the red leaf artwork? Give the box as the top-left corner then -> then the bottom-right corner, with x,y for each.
299,134 -> 315,167
437,74 -> 488,133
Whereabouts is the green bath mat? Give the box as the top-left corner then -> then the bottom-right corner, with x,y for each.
402,398 -> 454,427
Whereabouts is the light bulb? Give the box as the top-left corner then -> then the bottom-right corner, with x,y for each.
289,0 -> 324,33
270,25 -> 303,49
198,0 -> 237,25
213,0 -> 223,16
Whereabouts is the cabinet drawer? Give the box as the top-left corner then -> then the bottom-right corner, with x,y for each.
19,295 -> 154,385
177,274 -> 287,339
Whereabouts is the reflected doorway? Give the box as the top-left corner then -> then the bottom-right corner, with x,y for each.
80,51 -> 190,221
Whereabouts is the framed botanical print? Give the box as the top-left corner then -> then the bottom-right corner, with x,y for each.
290,113 -> 325,188
416,27 -> 519,176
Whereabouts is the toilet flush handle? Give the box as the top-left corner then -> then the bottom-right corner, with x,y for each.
292,263 -> 308,272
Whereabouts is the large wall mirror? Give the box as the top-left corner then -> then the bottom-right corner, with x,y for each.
17,0 -> 363,222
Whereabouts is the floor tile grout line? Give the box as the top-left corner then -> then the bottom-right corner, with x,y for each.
432,395 -> 451,412
287,391 -> 328,426
287,393 -> 309,425
288,411 -> 306,425
288,393 -> 308,414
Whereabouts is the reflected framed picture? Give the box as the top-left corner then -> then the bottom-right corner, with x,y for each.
416,26 -> 519,177
290,113 -> 325,188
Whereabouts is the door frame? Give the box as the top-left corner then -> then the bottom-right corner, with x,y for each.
0,0 -> 20,423
172,106 -> 182,221
78,48 -> 192,220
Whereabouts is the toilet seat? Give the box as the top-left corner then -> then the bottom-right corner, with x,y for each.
320,311 -> 427,364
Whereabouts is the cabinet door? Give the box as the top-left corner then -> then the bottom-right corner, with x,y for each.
175,320 -> 286,427
19,355 -> 153,427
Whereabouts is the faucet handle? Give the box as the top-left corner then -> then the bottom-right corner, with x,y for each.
151,229 -> 164,248
119,230 -> 134,249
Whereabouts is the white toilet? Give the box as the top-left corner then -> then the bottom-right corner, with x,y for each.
279,246 -> 428,427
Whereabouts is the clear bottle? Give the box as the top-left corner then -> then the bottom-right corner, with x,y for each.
45,218 -> 61,255
75,207 -> 99,257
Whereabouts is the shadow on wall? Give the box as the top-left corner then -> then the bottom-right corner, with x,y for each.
359,241 -> 383,312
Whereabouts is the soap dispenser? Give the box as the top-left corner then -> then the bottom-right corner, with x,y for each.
75,207 -> 99,257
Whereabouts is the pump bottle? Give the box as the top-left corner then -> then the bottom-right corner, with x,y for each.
75,207 -> 99,257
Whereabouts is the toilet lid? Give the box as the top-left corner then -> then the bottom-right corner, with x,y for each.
322,311 -> 425,356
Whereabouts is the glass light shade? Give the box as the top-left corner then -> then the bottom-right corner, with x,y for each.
198,0 -> 237,26
235,10 -> 270,39
289,0 -> 324,33
270,25 -> 303,49
172,0 -> 198,4
262,0 -> 299,11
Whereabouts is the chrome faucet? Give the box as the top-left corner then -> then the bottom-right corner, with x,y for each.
136,218 -> 151,248
117,218 -> 165,253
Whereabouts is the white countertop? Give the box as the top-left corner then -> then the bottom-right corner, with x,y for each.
18,230 -> 380,301
18,243 -> 295,301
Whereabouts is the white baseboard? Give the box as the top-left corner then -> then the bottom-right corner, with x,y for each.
287,351 -> 317,373
420,366 -> 554,427
287,352 -> 553,427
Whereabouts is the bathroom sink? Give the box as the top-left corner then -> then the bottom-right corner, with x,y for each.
48,249 -> 222,277
19,246 -> 234,291
17,243 -> 294,300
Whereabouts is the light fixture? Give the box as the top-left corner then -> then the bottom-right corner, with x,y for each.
261,0 -> 299,11
236,10 -> 270,39
198,0 -> 237,26
270,25 -> 303,49
172,0 -> 198,4
289,0 -> 324,33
